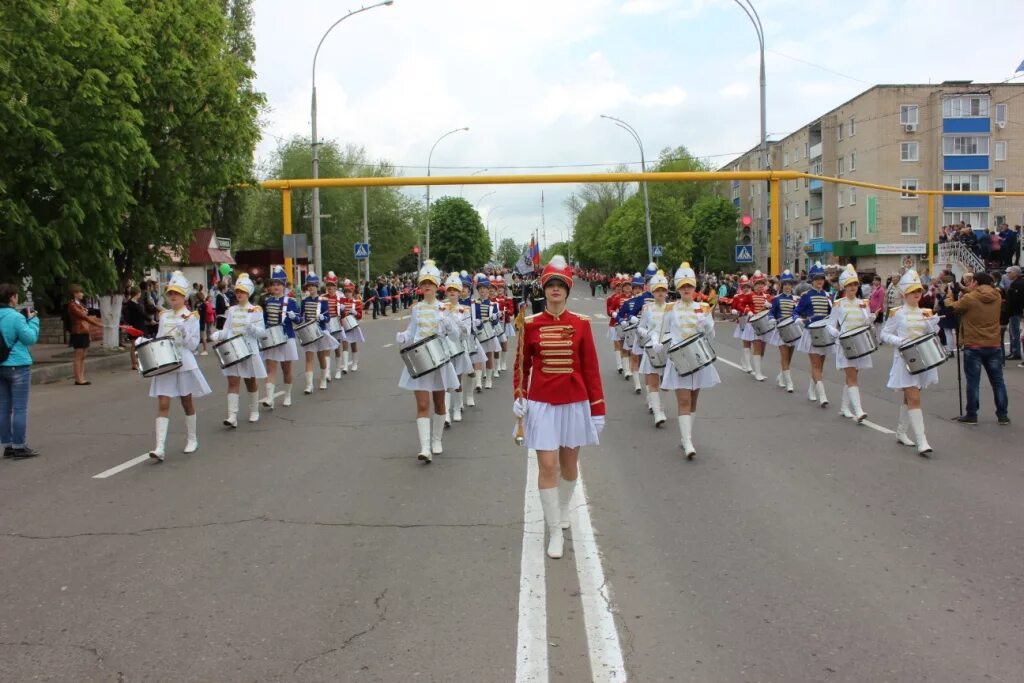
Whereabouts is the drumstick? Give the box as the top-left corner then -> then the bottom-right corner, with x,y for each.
513,306 -> 527,446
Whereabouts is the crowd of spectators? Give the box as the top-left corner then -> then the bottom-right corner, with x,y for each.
939,222 -> 1020,269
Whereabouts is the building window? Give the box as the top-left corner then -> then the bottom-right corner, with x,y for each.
994,178 -> 1006,192
837,190 -> 844,208
900,178 -> 919,198
944,211 -> 990,229
849,151 -> 856,171
995,141 -> 1007,161
783,151 -> 789,167
840,222 -> 846,237
837,123 -> 844,141
943,95 -> 990,118
837,156 -> 845,176
805,142 -> 810,158
995,103 -> 1007,126
794,202 -> 800,218
943,136 -> 990,155
850,220 -> 857,239
900,105 -> 919,125
805,200 -> 809,215
850,188 -> 857,205
849,116 -> 856,136
943,174 -> 988,192
812,223 -> 823,239
901,216 -> 919,235
900,142 -> 919,161
784,204 -> 789,220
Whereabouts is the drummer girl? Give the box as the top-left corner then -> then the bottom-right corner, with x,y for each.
300,272 -> 339,394
512,255 -> 605,560
880,269 -> 939,456
340,279 -> 365,373
396,261 -> 460,462
615,278 -> 635,380
768,270 -> 799,393
740,271 -> 773,381
462,278 -> 483,408
212,274 -> 266,428
730,276 -> 753,373
472,274 -> 501,391
637,270 -> 672,428
794,262 -> 833,408
142,271 -> 211,461
261,265 -> 300,410
827,265 -> 873,422
322,272 -> 347,380
658,262 -> 719,459
442,274 -> 474,424
605,275 -> 625,374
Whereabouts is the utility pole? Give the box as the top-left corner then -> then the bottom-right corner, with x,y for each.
362,186 -> 369,283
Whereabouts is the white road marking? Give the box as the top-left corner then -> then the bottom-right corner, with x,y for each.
382,343 -> 394,348
516,451 -> 548,682
861,419 -> 896,435
595,313 -> 608,320
573,467 -> 629,682
717,356 -> 745,372
93,455 -> 151,479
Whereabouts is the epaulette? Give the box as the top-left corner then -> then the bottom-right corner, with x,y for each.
888,307 -> 901,317
526,312 -> 543,322
190,310 -> 199,319
250,305 -> 262,313
574,312 -> 591,321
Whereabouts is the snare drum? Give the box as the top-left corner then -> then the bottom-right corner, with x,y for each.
295,319 -> 324,346
667,333 -> 717,377
341,314 -> 360,332
475,319 -> 498,343
621,321 -> 639,348
807,319 -> 836,347
776,317 -> 804,344
442,334 -> 464,359
898,333 -> 948,375
136,337 -> 182,377
644,339 -> 669,369
838,325 -> 877,360
400,334 -> 451,378
749,309 -> 777,336
259,325 -> 288,350
327,316 -> 344,339
214,334 -> 254,369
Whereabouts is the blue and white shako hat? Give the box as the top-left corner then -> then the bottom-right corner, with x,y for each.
838,264 -> 859,288
234,273 -> 255,295
644,262 -> 658,279
648,269 -> 669,291
780,269 -> 796,282
898,268 -> 923,295
808,261 -> 826,281
305,271 -> 320,287
270,265 -> 288,284
631,272 -> 645,287
674,262 -> 696,288
474,272 -> 491,288
418,259 -> 442,286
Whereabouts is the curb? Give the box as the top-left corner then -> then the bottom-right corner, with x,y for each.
30,351 -> 132,386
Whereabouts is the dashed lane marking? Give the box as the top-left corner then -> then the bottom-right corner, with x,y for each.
595,313 -> 608,320
515,451 -> 548,682
382,343 -> 394,348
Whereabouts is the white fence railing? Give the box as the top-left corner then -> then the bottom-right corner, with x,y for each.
936,241 -> 985,274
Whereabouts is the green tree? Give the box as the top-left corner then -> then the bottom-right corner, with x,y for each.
428,196 -> 491,272
690,195 -> 739,273
496,238 -> 521,268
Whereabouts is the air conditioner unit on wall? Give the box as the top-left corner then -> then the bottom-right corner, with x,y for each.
996,121 -> 1006,129
905,124 -> 917,133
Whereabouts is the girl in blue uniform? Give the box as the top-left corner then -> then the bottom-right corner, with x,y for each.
261,266 -> 300,409
794,262 -> 833,408
768,270 -> 799,392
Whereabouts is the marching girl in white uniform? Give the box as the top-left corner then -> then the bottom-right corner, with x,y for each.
768,270 -> 799,392
826,265 -> 873,422
212,274 -> 266,428
143,271 -> 212,461
396,261 -> 460,462
462,279 -> 483,408
299,272 -> 339,394
441,274 -> 474,425
657,262 -> 720,458
261,266 -> 300,410
637,270 -> 672,427
880,269 -> 939,456
472,274 -> 502,391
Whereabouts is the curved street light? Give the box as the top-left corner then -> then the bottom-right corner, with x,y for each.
474,190 -> 496,209
460,169 -> 490,197
310,0 -> 395,278
425,126 -> 470,260
601,114 -> 653,263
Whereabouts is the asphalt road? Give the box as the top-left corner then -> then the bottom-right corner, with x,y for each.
2,293 -> 1023,682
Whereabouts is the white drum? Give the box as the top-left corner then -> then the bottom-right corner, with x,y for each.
327,316 -> 344,339
644,339 -> 669,369
137,337 -> 182,377
898,333 -> 948,375
442,334 -> 464,360
621,321 -> 639,349
807,319 -> 836,347
295,319 -> 324,346
838,325 -> 877,360
341,314 -> 360,332
776,317 -> 804,344
400,334 -> 451,378
667,333 -> 717,377
749,309 -> 776,336
214,334 -> 254,369
475,319 -> 499,343
259,325 -> 288,350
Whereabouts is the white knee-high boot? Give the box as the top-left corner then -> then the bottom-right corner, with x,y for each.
839,386 -> 853,418
465,383 -> 476,406
484,367 -> 493,389
807,379 -> 816,401
282,383 -> 293,407
784,370 -> 794,393
431,413 -> 445,455
319,369 -> 328,390
649,391 -> 666,427
263,382 -> 276,409
848,386 -> 866,422
325,357 -> 332,381
334,354 -> 343,379
184,414 -> 198,454
678,414 -> 696,458
350,350 -> 359,372
248,392 -> 260,423
539,488 -> 563,559
224,393 -> 239,428
615,354 -> 623,373
342,349 -> 351,373
776,371 -> 785,387
150,417 -> 169,461
751,354 -> 766,381
815,381 -> 829,408
444,393 -> 452,426
907,408 -> 932,455
416,417 -> 431,461
633,372 -> 643,394
474,370 -> 483,393
895,405 -> 915,446
453,391 -> 464,421
558,477 -> 577,530
742,347 -> 753,372
304,371 -> 314,394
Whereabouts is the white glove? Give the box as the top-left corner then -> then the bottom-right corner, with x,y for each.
629,315 -> 639,325
318,313 -> 327,322
652,341 -> 664,353
490,312 -> 499,322
133,336 -> 148,347
730,309 -> 739,315
513,398 -> 528,418
591,415 -> 605,434
286,311 -> 298,321
396,331 -> 409,345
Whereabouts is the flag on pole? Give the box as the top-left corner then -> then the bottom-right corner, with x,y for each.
1016,58 -> 1024,73
529,234 -> 541,267
515,245 -> 533,275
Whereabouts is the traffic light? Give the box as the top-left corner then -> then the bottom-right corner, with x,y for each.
741,215 -> 752,245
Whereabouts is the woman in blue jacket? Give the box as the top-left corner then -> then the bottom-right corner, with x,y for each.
0,283 -> 41,459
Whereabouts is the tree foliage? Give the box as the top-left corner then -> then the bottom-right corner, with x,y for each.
496,238 -> 521,268
427,197 -> 491,272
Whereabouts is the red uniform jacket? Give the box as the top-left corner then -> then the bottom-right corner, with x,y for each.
514,309 -> 606,416
730,291 -> 752,314
749,291 -> 773,314
605,293 -> 622,327
323,293 -> 343,317
339,295 -> 363,319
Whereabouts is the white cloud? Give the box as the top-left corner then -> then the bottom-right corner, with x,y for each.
718,82 -> 751,99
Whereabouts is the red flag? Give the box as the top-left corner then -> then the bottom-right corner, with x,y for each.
530,236 -> 540,267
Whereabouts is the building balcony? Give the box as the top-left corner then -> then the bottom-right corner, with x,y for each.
809,142 -> 822,159
943,118 -> 991,134
809,179 -> 823,192
808,207 -> 823,221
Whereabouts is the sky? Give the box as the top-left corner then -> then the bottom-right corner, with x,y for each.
252,0 -> 1024,251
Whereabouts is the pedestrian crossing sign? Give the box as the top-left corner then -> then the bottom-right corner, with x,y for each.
354,242 -> 370,259
735,245 -> 753,263
652,245 -> 664,258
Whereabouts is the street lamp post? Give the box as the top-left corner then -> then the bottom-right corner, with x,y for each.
474,191 -> 496,210
425,126 -> 469,260
731,0 -> 768,271
460,169 -> 489,197
310,0 -> 394,278
600,114 -> 653,263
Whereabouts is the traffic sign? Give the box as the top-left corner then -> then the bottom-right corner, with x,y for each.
652,245 -> 664,258
735,245 -> 753,263
354,242 -> 370,259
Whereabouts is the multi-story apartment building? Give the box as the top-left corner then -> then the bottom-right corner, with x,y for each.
722,81 -> 1024,275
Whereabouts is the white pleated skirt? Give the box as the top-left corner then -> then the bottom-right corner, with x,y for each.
639,353 -> 667,377
886,350 -> 939,390
398,361 -> 460,392
331,329 -> 348,344
262,338 -> 299,363
796,329 -> 836,356
504,322 -> 517,339
222,352 -> 267,379
741,325 -> 760,342
470,339 -> 487,365
835,350 -> 873,370
524,399 -> 600,451
605,325 -> 619,342
660,362 -> 721,391
150,368 -> 212,398
451,349 -> 474,376
766,329 -> 792,347
301,332 -> 339,353
733,318 -> 747,339
342,327 -> 365,344
478,335 -> 501,354
630,338 -> 644,356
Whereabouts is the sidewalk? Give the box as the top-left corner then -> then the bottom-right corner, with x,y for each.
29,343 -> 132,386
